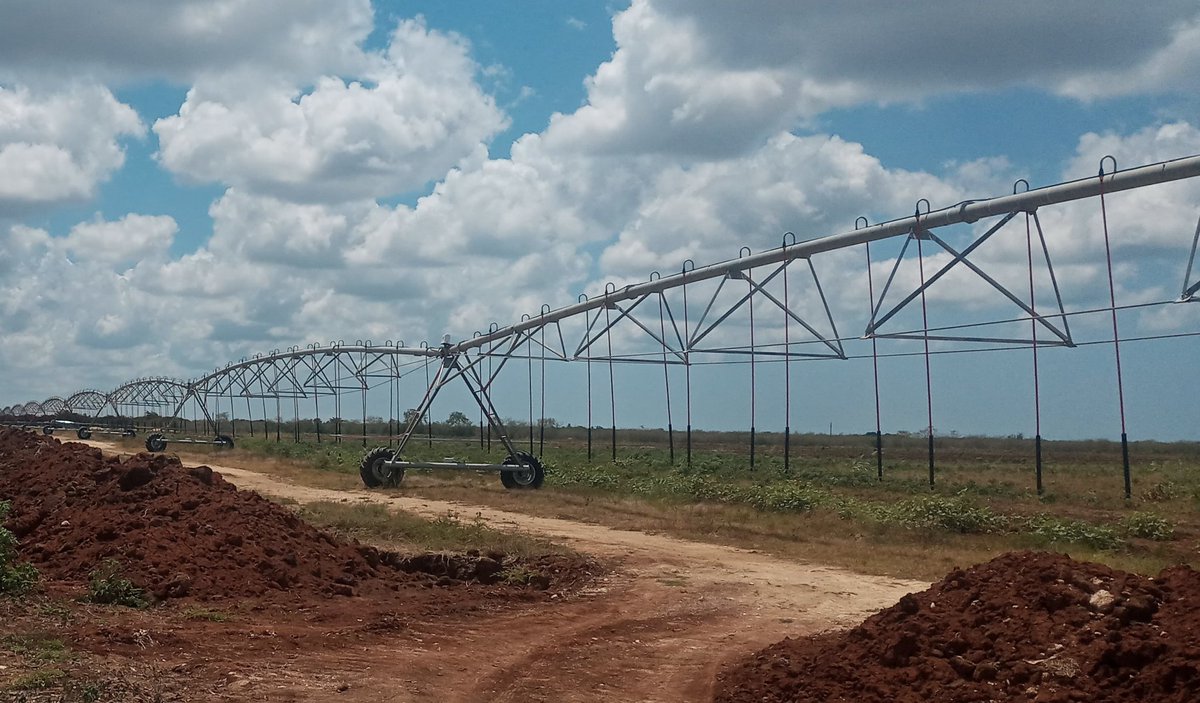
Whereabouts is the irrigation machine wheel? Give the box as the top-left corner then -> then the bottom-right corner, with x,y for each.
42,426 -> 54,436
145,433 -> 168,453
76,427 -> 92,440
501,452 -> 545,490
214,434 -> 235,450
121,428 -> 137,438
360,446 -> 403,488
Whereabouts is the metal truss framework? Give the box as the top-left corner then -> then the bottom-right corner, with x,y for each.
4,154 -> 1200,497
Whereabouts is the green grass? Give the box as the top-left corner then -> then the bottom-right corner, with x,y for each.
181,430 -> 1200,578
3,633 -> 69,662
8,667 -> 67,690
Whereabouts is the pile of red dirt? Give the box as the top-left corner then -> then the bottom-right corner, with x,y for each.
715,551 -> 1200,703
0,429 -> 591,603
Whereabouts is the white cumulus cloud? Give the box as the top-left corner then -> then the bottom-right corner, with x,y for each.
154,18 -> 508,202
0,84 -> 143,215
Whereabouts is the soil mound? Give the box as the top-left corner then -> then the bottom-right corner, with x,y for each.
715,551 -> 1200,703
0,429 -> 588,602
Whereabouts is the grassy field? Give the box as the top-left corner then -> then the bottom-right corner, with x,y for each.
121,429 -> 1200,581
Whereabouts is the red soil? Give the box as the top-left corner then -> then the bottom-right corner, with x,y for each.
715,551 -> 1200,703
0,428 -> 591,603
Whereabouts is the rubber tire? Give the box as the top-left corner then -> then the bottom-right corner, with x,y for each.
121,428 -> 137,438
42,426 -> 54,436
145,433 -> 167,452
360,446 -> 402,488
76,427 -> 92,440
500,452 -> 545,490
214,434 -> 234,450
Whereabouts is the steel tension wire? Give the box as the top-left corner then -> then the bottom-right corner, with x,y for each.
360,353 -> 368,448
227,385 -> 236,439
1024,203 -> 1045,495
540,314 -> 547,456
655,283 -> 676,465
526,328 -> 535,453
585,307 -> 594,462
605,295 -> 617,462
915,203 -> 936,488
334,359 -> 343,444
1098,157 -> 1133,500
782,236 -> 792,475
425,348 -> 434,449
683,261 -> 694,470
747,255 -> 757,471
864,234 -> 884,482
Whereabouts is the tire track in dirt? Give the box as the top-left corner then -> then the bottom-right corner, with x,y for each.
78,440 -> 925,701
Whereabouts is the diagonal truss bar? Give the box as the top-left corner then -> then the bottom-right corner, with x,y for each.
868,211 -> 1073,346
574,296 -> 686,363
868,213 -> 1017,333
1183,213 -> 1200,300
690,260 -> 845,358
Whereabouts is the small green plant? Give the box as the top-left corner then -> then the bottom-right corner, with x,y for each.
86,560 -> 147,608
0,501 -> 39,596
11,667 -> 67,690
1121,512 -> 1175,541
70,681 -> 108,703
497,564 -> 541,586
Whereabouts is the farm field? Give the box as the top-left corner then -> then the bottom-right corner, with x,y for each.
144,425 -> 1200,580
2,426 -> 1198,701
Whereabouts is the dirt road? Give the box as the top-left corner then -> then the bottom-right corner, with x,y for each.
80,439 -> 925,702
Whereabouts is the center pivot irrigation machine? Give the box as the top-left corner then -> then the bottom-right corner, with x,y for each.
4,154 -> 1200,497
357,336 -> 545,490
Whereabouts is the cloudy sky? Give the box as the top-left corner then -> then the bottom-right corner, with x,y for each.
2,1 -> 1199,441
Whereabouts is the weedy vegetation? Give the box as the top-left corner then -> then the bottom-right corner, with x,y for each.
121,426 -> 1200,580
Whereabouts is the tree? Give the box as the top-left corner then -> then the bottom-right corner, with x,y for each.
445,411 -> 472,428
402,408 -> 425,429
445,410 -> 474,436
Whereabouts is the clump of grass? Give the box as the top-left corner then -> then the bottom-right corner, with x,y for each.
1121,512 -> 1175,541
0,500 -> 39,596
11,667 -> 67,690
497,564 -> 542,586
4,633 -> 69,662
86,560 -> 147,608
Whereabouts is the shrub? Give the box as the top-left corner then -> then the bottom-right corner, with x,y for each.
1139,481 -> 1181,503
0,501 -> 38,596
1120,512 -> 1175,541
86,560 -> 147,608
1019,516 -> 1122,550
883,495 -> 1002,534
743,482 -> 823,513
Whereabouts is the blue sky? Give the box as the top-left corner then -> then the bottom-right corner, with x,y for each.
1,1 -> 1199,441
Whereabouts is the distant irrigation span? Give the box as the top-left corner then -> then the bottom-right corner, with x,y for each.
4,154 -> 1199,498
